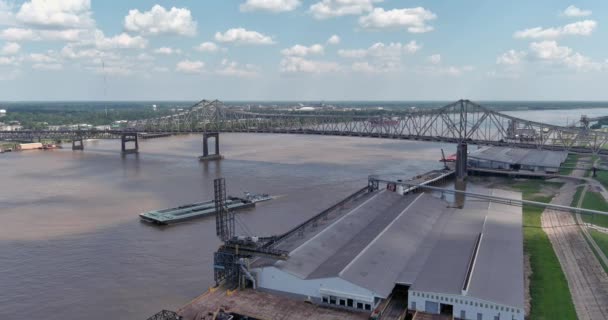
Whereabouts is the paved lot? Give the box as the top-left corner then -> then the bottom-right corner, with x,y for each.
178,287 -> 367,320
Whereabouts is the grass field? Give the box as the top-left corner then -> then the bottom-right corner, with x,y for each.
595,170 -> 608,189
581,191 -> 608,228
571,186 -> 585,208
589,230 -> 608,260
559,154 -> 579,175
511,180 -> 578,320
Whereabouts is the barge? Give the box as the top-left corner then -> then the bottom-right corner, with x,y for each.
139,193 -> 272,225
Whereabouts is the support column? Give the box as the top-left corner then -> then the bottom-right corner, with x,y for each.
199,132 -> 223,161
456,142 -> 468,181
72,136 -> 84,151
121,133 -> 139,154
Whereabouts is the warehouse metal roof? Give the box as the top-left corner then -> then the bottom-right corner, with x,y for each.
259,187 -> 524,309
410,189 -> 524,309
468,146 -> 567,168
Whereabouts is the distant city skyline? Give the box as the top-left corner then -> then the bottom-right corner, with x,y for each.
0,0 -> 607,101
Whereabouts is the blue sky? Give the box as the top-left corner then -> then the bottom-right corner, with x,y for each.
0,0 -> 607,101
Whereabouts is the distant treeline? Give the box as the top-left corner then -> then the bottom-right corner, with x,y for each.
1,100 -> 606,129
0,102 -> 192,129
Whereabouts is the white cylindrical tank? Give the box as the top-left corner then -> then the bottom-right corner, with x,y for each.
397,185 -> 405,195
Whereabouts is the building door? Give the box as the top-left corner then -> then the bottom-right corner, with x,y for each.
460,310 -> 466,319
425,301 -> 439,314
440,304 -> 453,316
411,301 -> 416,310
477,313 -> 483,320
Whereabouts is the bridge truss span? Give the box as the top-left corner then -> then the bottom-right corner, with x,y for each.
2,99 -> 608,154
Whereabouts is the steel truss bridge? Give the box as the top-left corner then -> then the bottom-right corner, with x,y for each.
2,99 -> 608,154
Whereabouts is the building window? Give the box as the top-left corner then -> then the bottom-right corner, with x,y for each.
357,302 -> 363,310
339,299 -> 346,306
347,299 -> 353,307
322,297 -> 328,303
365,304 -> 371,311
329,296 -> 336,305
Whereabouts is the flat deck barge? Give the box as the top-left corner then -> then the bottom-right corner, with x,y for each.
139,198 -> 254,225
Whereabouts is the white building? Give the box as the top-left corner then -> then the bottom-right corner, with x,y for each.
251,188 -> 525,320
0,109 -> 6,117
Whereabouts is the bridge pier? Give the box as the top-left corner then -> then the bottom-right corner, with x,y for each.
72,137 -> 84,151
456,142 -> 468,181
199,132 -> 223,161
121,133 -> 139,154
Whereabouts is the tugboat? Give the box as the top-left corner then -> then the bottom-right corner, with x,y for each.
243,192 -> 273,203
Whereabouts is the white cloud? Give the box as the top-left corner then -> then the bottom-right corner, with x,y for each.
528,40 -> 602,71
338,41 -> 420,59
351,61 -> 376,73
496,50 -> 526,65
61,45 -> 109,60
87,64 -> 133,76
404,40 -> 421,53
124,5 -> 197,36
0,27 -> 36,41
215,28 -> 274,45
428,54 -> 441,65
137,53 -> 154,61
309,0 -> 381,19
176,59 -> 204,74
441,65 -> 474,76
529,41 -> 572,60
32,63 -> 62,70
95,31 -> 148,50
195,41 -> 220,52
562,5 -> 591,18
29,53 -> 56,63
0,41 -> 19,55
0,0 -> 15,25
0,55 -> 17,65
280,56 -> 339,73
327,34 -> 340,45
216,59 -> 258,77
240,0 -> 301,13
16,0 -> 94,29
359,7 -> 436,33
514,20 -> 597,39
154,47 -> 181,55
0,27 -> 89,42
339,42 -> 418,73
281,44 -> 324,56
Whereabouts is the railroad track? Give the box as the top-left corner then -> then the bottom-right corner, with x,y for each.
541,169 -> 608,319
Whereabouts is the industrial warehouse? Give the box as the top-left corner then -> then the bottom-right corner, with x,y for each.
249,187 -> 525,320
467,146 -> 568,173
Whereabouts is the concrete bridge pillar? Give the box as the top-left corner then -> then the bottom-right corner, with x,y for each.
121,133 -> 139,154
72,136 -> 84,151
456,142 -> 468,181
200,132 -> 223,161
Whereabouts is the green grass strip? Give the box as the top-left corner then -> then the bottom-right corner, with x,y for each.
511,181 -> 578,320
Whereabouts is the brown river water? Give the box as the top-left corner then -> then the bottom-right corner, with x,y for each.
0,133 -> 455,320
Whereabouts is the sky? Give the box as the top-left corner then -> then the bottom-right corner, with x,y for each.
0,0 -> 607,101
